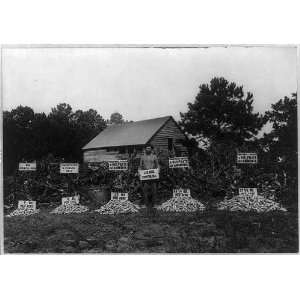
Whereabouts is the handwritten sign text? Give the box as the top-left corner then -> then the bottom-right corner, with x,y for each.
60,163 -> 79,173
18,200 -> 36,210
111,192 -> 129,201
19,162 -> 37,171
239,188 -> 258,198
139,169 -> 159,181
173,188 -> 191,198
62,195 -> 80,206
108,160 -> 128,171
237,153 -> 257,164
169,157 -> 189,168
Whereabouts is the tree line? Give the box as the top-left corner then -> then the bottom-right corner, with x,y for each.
3,103 -> 127,175
3,77 -> 297,185
179,77 -> 297,208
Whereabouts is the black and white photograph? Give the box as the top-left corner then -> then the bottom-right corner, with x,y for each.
1,45 -> 298,254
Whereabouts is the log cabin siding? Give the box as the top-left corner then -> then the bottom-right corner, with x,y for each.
83,149 -> 127,162
149,118 -> 188,155
83,147 -> 144,162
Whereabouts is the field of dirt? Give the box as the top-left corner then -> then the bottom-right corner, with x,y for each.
4,208 -> 298,253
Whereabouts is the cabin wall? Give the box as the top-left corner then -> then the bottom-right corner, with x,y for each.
149,118 -> 188,156
83,149 -> 128,162
83,147 -> 144,162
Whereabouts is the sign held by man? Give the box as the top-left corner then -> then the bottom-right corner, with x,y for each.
139,169 -> 159,180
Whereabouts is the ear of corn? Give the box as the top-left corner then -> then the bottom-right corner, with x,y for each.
51,203 -> 89,214
156,196 -> 205,212
218,195 -> 287,212
6,207 -> 40,217
95,198 -> 140,214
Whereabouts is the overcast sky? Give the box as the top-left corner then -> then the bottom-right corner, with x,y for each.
2,46 -> 297,124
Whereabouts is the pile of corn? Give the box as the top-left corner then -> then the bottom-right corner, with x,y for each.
6,207 -> 40,217
51,203 -> 89,214
156,196 -> 205,212
95,199 -> 140,214
218,195 -> 287,212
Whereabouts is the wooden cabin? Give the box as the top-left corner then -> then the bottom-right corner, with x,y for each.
82,116 -> 189,162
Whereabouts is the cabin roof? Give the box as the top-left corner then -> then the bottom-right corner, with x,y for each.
82,116 -> 173,150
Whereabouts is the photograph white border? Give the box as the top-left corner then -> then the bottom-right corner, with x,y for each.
1,0 -> 300,299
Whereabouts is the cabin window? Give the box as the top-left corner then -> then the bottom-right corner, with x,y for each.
135,146 -> 143,151
128,146 -> 134,154
119,147 -> 126,154
168,138 -> 174,151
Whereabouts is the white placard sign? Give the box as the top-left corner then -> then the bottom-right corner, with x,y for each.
237,153 -> 258,164
169,157 -> 190,168
139,169 -> 159,181
173,188 -> 191,198
108,160 -> 128,171
118,193 -> 128,201
62,195 -> 80,206
19,162 -> 37,171
18,200 -> 36,210
60,163 -> 79,173
239,188 -> 258,197
111,192 -> 118,200
111,192 -> 129,201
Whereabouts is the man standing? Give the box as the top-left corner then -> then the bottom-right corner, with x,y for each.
139,145 -> 160,208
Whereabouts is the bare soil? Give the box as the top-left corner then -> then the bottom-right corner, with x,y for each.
4,209 -> 298,254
